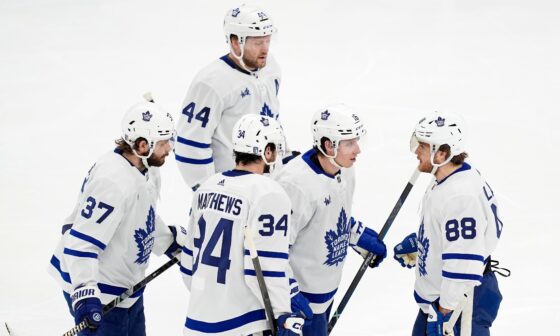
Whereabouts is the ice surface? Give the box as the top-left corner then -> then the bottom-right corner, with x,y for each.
1,0 -> 559,334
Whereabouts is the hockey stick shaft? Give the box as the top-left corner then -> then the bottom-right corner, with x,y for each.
328,169 -> 420,334
62,256 -> 179,336
244,225 -> 277,336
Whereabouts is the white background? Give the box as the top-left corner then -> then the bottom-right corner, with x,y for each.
1,0 -> 559,334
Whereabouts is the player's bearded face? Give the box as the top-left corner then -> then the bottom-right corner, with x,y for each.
243,35 -> 271,69
415,142 -> 434,173
147,139 -> 172,167
335,138 -> 361,168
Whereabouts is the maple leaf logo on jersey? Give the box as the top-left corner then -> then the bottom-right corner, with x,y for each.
323,208 -> 351,266
435,116 -> 445,127
241,88 -> 251,98
142,111 -> 152,122
231,8 -> 240,17
417,219 -> 430,277
134,206 -> 156,265
321,110 -> 330,120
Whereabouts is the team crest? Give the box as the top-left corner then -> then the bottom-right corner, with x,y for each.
134,206 -> 156,264
321,110 -> 330,120
142,111 -> 152,122
435,116 -> 445,127
260,117 -> 269,126
231,8 -> 240,17
241,88 -> 251,98
417,219 -> 430,277
323,208 -> 351,266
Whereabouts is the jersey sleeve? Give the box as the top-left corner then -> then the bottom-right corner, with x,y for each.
243,190 -> 292,317
151,215 -> 175,256
175,80 -> 224,189
180,198 -> 197,290
439,194 -> 487,310
62,177 -> 126,290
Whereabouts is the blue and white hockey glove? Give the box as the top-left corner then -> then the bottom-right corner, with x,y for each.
277,313 -> 304,336
291,292 -> 313,321
165,225 -> 188,258
426,302 -> 452,336
354,227 -> 387,268
71,285 -> 103,335
393,232 -> 417,268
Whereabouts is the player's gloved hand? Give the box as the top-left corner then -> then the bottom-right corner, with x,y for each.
393,232 -> 418,268
71,285 -> 103,335
353,227 -> 387,268
277,313 -> 304,336
426,302 -> 452,336
290,292 -> 313,321
165,225 -> 188,258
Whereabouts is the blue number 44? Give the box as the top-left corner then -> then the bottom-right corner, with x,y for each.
193,216 -> 233,284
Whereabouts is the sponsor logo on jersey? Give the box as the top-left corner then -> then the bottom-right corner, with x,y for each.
241,88 -> 251,98
217,179 -> 225,186
321,110 -> 330,120
324,195 -> 331,206
417,219 -> 430,277
323,208 -> 351,266
142,110 -> 152,122
232,8 -> 240,17
435,116 -> 445,127
134,206 -> 156,264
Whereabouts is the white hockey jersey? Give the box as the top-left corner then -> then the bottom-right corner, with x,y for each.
273,149 -> 365,314
180,170 -> 292,336
48,149 -> 174,308
175,55 -> 282,190
414,163 -> 503,313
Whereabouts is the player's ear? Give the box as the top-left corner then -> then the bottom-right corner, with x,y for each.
323,139 -> 335,156
264,143 -> 276,162
135,138 -> 150,156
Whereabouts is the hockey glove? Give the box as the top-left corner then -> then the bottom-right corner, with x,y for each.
354,227 -> 387,268
426,302 -> 452,336
71,285 -> 103,335
277,313 -> 304,336
393,232 -> 418,268
165,225 -> 188,258
291,292 -> 313,321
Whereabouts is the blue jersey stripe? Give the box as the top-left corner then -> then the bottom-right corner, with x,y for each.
180,265 -> 193,276
186,308 -> 266,333
98,283 -> 144,298
69,229 -> 106,250
175,154 -> 213,165
414,290 -> 432,304
442,253 -> 485,262
63,248 -> 98,259
50,255 -> 72,283
301,288 -> 338,304
442,270 -> 483,281
244,249 -> 289,260
177,136 -> 211,149
244,269 -> 285,278
289,278 -> 297,285
182,246 -> 193,256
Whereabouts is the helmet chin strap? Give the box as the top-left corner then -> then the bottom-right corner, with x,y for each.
318,145 -> 344,171
132,147 -> 154,170
428,147 -> 453,176
230,42 -> 260,76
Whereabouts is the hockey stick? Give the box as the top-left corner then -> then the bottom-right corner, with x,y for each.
442,287 -> 474,336
244,225 -> 278,336
328,168 -> 420,334
62,256 -> 179,336
4,322 -> 12,335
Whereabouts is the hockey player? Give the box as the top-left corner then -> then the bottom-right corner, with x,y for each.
393,112 -> 504,336
273,104 -> 387,336
49,100 -> 186,335
176,4 -> 286,191
179,114 -> 303,336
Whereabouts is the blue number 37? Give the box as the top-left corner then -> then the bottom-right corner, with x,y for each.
81,196 -> 114,224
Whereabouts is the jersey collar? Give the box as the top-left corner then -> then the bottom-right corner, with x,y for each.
436,162 -> 471,185
302,148 -> 337,179
113,148 -> 147,175
222,169 -> 253,177
220,54 -> 251,76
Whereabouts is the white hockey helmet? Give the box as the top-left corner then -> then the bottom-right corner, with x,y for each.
224,4 -> 276,46
121,101 -> 175,167
311,103 -> 366,159
232,114 -> 286,166
410,111 -> 466,168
